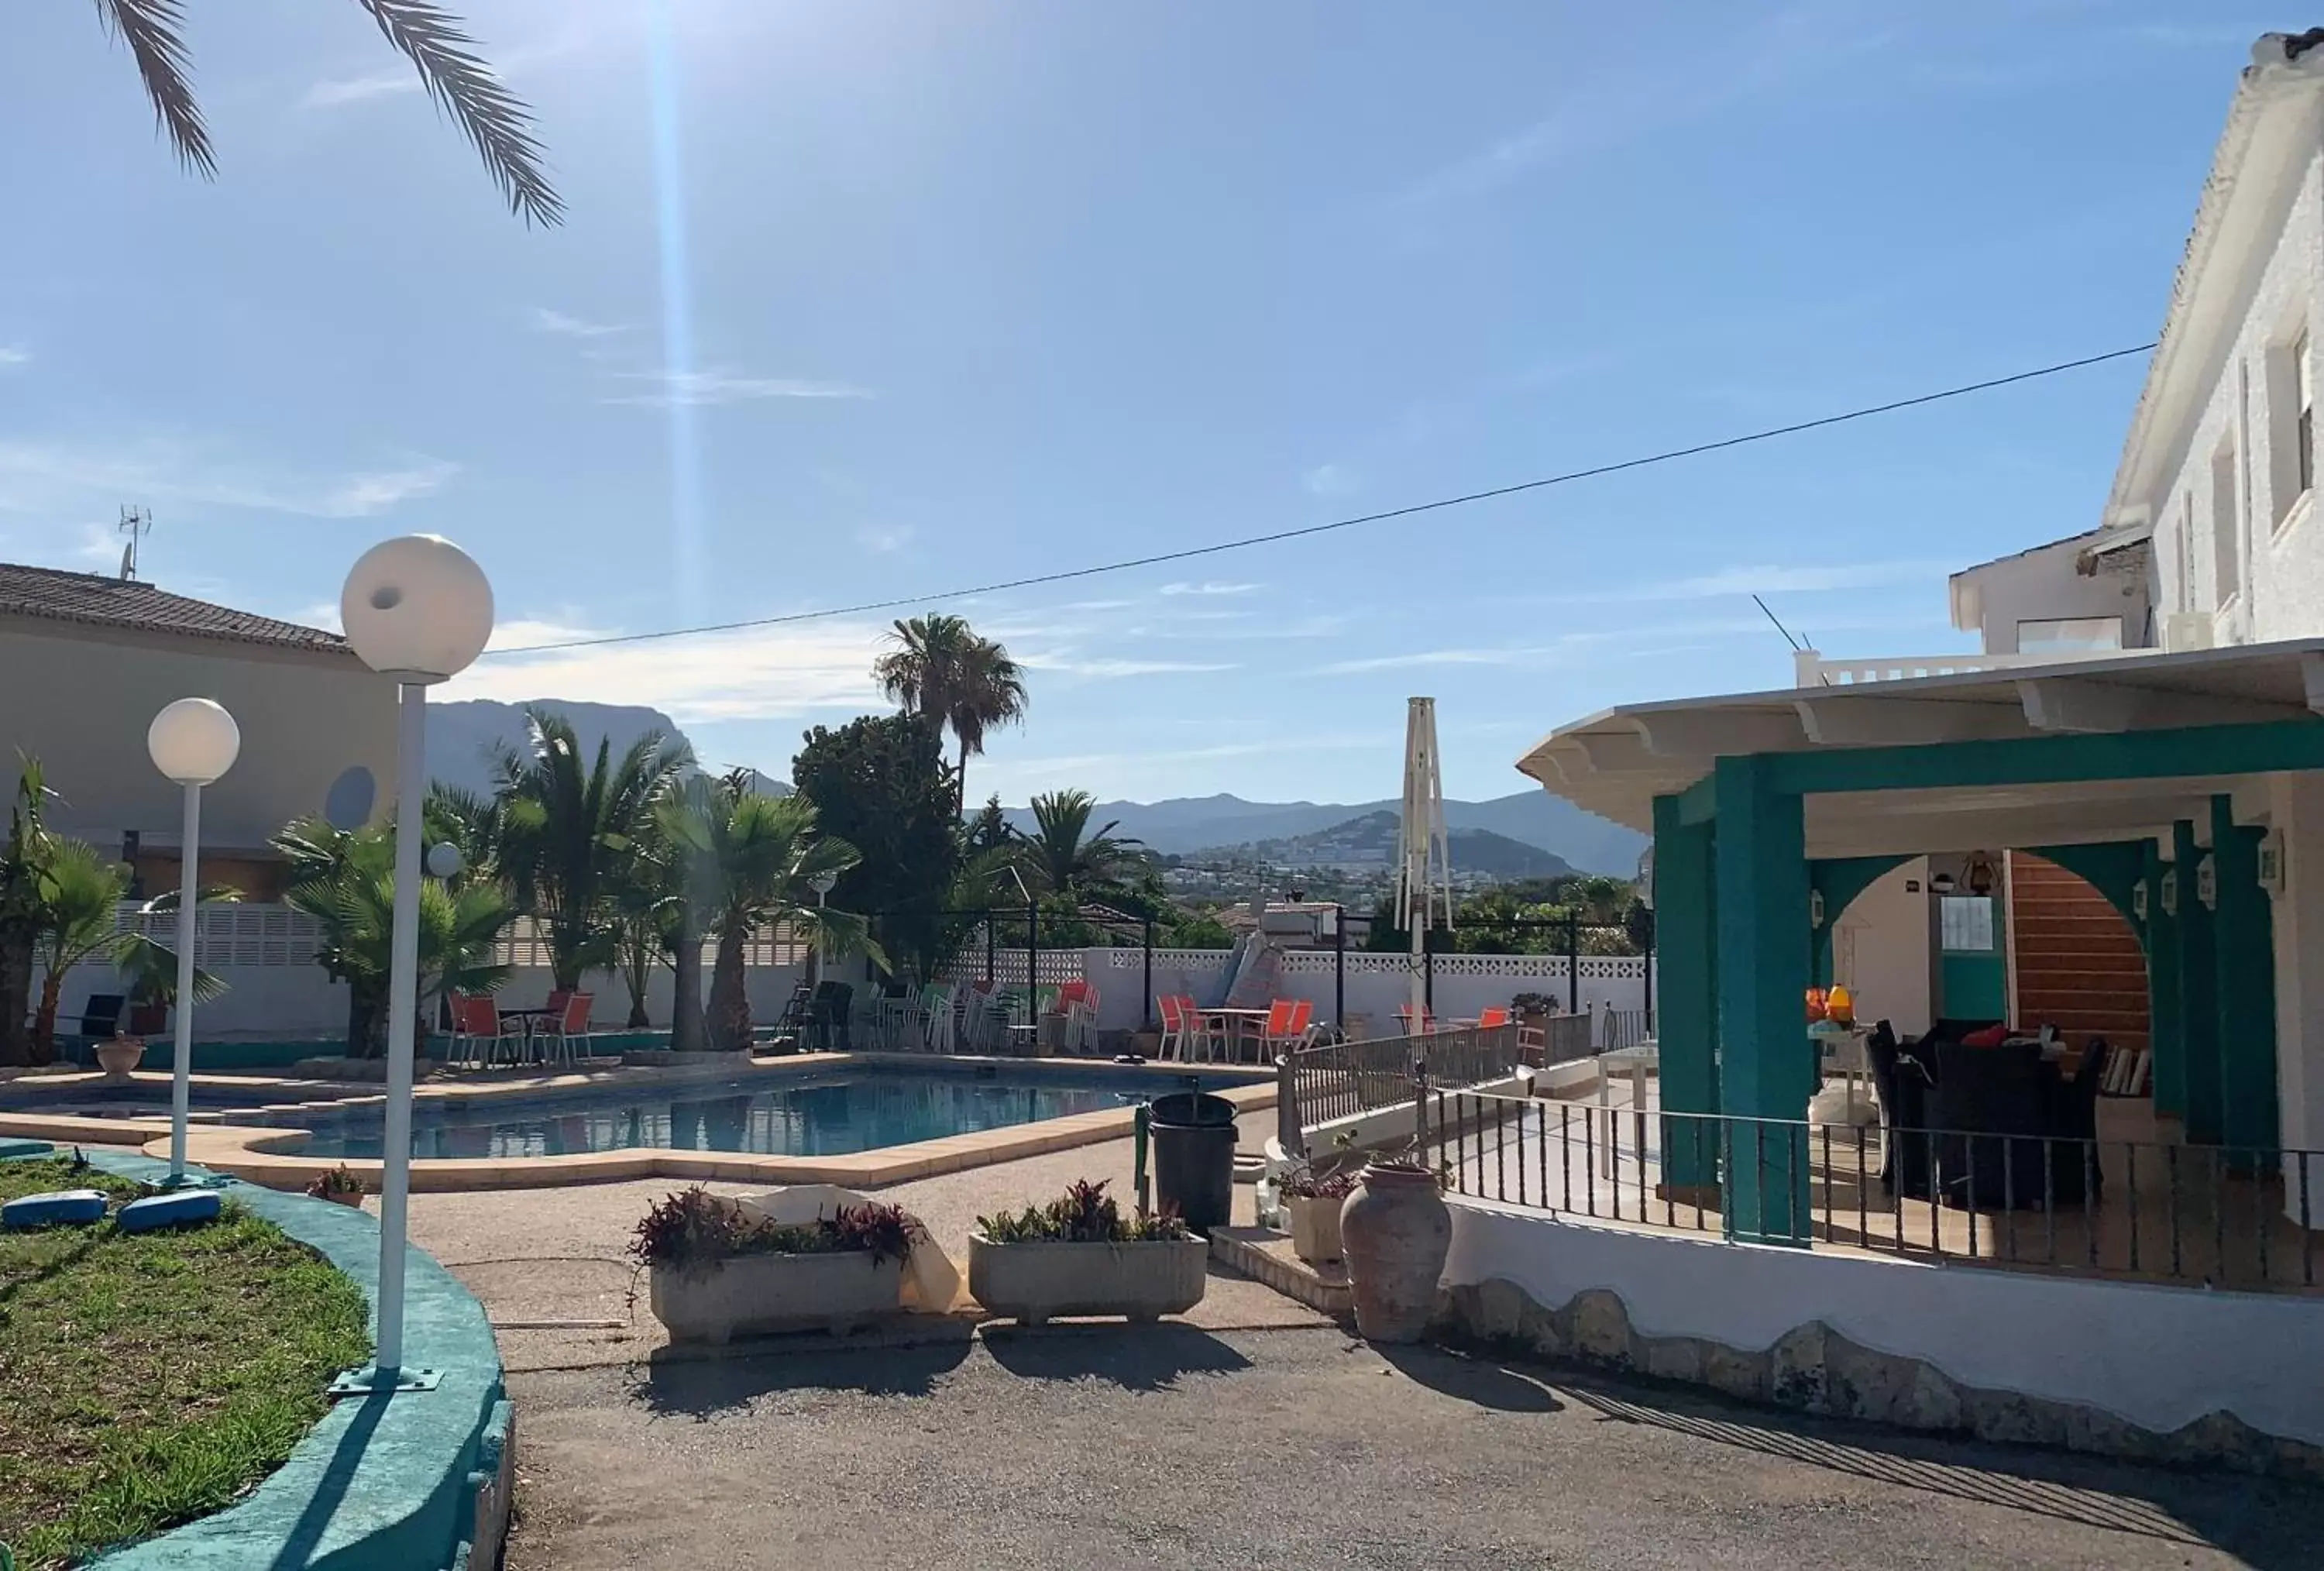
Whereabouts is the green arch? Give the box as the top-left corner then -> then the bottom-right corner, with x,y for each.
1809,854 -> 1913,985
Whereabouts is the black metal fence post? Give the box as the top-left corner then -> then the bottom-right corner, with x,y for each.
984,913 -> 996,985
1025,899 -> 1040,992
1332,903 -> 1346,1031
1423,926 -> 1435,1014
1566,909 -> 1581,1014
1142,916 -> 1155,1031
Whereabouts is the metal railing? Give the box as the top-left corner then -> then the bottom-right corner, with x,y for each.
1279,1024 -> 1524,1145
1428,1089 -> 2321,1296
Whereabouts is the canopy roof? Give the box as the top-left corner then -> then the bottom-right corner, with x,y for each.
1517,638 -> 2324,855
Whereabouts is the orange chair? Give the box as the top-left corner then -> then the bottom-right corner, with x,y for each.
1477,1006 -> 1511,1030
1260,998 -> 1316,1057
541,991 -> 596,1066
448,992 -> 516,1067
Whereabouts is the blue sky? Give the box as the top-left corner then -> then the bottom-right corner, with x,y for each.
0,3 -> 2274,802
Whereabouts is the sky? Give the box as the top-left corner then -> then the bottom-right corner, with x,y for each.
0,2 -> 2281,803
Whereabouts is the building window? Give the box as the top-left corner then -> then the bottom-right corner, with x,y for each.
2300,331 -> 2315,498
2213,441 -> 2241,606
2178,491 -> 2195,611
1939,896 -> 1996,953
2017,617 -> 2123,653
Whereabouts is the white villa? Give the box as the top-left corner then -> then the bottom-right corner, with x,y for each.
1449,30 -> 2324,1470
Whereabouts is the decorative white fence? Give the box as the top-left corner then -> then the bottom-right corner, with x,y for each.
937,948 -> 1088,987
490,916 -> 807,970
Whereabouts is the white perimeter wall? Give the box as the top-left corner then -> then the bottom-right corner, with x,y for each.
1445,1200 -> 2324,1449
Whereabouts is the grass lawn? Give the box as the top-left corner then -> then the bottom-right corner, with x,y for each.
0,1158 -> 371,1570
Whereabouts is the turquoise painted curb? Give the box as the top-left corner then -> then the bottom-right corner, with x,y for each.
0,1147 -> 507,1571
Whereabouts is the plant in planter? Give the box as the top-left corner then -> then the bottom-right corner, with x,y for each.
628,1186 -> 919,1344
1338,1153 -> 1452,1345
304,1166 -> 369,1207
1281,1158 -> 1360,1267
969,1178 -> 1207,1326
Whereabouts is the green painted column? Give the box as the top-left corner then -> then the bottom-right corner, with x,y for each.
2174,819 -> 2222,1145
2210,796 -> 2280,1158
2143,839 -> 2185,1122
1652,794 -> 1718,1193
1712,755 -> 1811,1246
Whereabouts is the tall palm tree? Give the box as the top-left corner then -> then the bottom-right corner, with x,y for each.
1016,789 -> 1142,899
657,772 -> 877,1052
493,708 -> 691,992
872,615 -> 1028,810
91,0 -> 559,224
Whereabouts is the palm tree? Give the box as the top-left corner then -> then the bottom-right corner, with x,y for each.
493,708 -> 691,992
1016,789 -> 1143,899
277,816 -> 511,1057
872,615 -> 1028,810
0,761 -> 57,1067
27,839 -> 228,1057
603,788 -> 679,1030
657,772 -> 878,1052
91,0 -> 559,224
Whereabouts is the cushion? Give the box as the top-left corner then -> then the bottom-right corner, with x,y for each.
1961,1026 -> 2009,1048
116,1190 -> 223,1232
2,1188 -> 108,1229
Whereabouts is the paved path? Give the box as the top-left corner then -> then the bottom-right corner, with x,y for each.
502,1324 -> 2323,1570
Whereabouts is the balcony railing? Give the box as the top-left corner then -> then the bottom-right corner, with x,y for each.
1792,646 -> 2162,687
1425,1090 -> 2321,1295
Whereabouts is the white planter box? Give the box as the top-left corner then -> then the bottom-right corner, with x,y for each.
968,1233 -> 1209,1326
1287,1195 -> 1344,1265
648,1251 -> 902,1345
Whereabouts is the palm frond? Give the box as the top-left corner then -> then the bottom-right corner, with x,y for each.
94,0 -> 214,177
355,0 -> 563,227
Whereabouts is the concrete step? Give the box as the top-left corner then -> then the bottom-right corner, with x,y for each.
2014,914 -> 2142,937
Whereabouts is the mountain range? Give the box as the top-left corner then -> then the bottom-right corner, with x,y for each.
429,699 -> 1642,875
1004,790 -> 1644,874
1233,810 -> 1576,881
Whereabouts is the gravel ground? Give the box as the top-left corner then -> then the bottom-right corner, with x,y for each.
502,1324 -> 2324,1570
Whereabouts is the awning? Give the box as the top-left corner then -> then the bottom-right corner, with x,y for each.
1516,637 -> 2324,853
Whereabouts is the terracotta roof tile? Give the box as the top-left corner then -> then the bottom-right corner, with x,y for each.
0,562 -> 349,655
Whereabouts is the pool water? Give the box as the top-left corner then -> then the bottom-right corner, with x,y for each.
292,1068 -> 1228,1160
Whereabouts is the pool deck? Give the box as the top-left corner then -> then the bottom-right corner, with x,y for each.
0,1051 -> 1275,1194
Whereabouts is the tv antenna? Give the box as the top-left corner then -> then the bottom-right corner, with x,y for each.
1751,593 -> 1805,651
119,506 -> 151,582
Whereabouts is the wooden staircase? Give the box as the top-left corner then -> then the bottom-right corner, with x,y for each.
2006,851 -> 2150,1053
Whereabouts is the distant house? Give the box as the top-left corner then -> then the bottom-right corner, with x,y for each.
0,562 -> 396,896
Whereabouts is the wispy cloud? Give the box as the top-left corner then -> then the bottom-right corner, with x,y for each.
453,618 -> 887,723
1549,559 -> 1954,604
603,370 -> 873,407
1302,463 -> 1361,498
1160,581 -> 1262,597
0,441 -> 456,521
1310,647 -> 1552,676
301,67 -> 416,109
1015,651 -> 1239,679
854,524 -> 916,555
531,308 -> 631,339
1397,5 -> 1893,206
0,345 -> 29,369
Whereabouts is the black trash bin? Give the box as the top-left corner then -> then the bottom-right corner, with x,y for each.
1148,1091 -> 1237,1234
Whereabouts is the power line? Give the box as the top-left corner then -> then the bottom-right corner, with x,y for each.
483,339 -> 2157,658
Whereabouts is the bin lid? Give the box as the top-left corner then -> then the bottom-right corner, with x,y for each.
1148,1091 -> 1236,1127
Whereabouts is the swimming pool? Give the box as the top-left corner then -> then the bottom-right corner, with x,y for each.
290,1065 -> 1234,1160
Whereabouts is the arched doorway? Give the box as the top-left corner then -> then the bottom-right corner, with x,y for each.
2006,851 -> 2149,1054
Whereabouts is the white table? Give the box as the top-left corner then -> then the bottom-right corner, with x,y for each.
1595,1040 -> 1659,1107
1810,1024 -> 1878,1126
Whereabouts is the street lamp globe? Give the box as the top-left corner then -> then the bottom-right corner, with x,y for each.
427,842 -> 463,881
146,698 -> 241,786
340,535 -> 495,682
809,870 -> 841,899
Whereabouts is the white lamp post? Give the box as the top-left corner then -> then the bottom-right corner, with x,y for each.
806,869 -> 839,991
146,697 -> 240,1186
340,535 -> 493,1382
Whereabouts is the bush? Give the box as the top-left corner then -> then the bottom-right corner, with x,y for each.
629,1187 -> 922,1274
975,1178 -> 1189,1243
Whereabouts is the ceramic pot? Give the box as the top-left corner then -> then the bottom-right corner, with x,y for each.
95,1037 -> 145,1078
1339,1164 -> 1450,1343
1287,1194 -> 1344,1265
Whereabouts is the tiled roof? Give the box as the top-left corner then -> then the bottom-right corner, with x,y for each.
0,562 -> 350,656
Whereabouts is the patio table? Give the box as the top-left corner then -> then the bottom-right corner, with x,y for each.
497,1007 -> 557,1066
1200,1006 -> 1271,1063
1595,1040 -> 1659,1108
1810,1023 -> 1877,1125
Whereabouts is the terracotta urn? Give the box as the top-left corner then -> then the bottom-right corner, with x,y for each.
1338,1162 -> 1451,1343
95,1036 -> 145,1078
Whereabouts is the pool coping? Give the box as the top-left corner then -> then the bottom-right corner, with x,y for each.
4,1142 -> 511,1571
2,1053 -> 1277,1193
